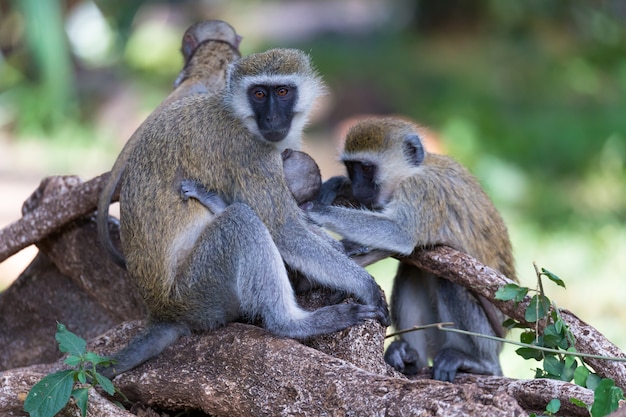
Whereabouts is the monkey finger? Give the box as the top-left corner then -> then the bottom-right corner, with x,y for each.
351,303 -> 387,322
432,348 -> 465,382
384,340 -> 419,374
180,179 -> 203,200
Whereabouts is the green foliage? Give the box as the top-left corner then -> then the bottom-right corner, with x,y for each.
496,266 -> 624,416
530,398 -> 561,417
23,323 -> 118,417
591,379 -> 624,417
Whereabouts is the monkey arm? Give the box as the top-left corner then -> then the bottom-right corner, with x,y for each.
304,202 -> 416,255
317,176 -> 354,205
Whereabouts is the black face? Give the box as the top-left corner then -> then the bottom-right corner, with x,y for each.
345,160 -> 379,209
248,84 -> 298,142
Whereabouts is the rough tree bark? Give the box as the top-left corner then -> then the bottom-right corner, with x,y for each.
6,321 -> 603,417
0,174 -> 110,263
0,176 -> 144,370
0,173 -> 625,416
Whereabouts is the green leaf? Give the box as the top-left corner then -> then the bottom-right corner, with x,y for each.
520,331 -> 537,344
495,284 -> 522,300
516,347 -> 543,361
570,397 -> 589,410
564,351 -> 577,369
590,378 -> 624,417
542,334 -> 562,349
541,268 -> 566,288
55,323 -> 86,357
554,318 -> 565,334
77,370 -> 87,384
502,318 -> 526,330
586,373 -> 602,391
95,372 -> 115,395
72,388 -> 89,417
574,366 -> 591,386
543,355 -> 563,378
84,351 -> 112,366
560,359 -> 577,382
495,284 -> 528,302
525,294 -> 550,322
546,398 -> 561,413
23,369 -> 75,417
63,355 -> 82,367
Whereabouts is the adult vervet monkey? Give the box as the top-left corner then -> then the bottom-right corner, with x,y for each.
305,116 -> 516,382
103,49 -> 389,377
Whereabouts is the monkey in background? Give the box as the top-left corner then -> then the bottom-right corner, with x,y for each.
103,49 -> 389,377
97,20 -> 242,269
305,116 -> 516,382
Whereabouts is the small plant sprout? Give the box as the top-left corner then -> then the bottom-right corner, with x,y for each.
23,323 -> 119,417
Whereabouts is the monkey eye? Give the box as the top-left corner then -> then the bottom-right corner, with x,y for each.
254,90 -> 266,99
276,87 -> 289,97
361,163 -> 373,174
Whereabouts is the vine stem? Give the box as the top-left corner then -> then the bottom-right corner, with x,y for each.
386,322 -> 626,363
533,262 -> 545,345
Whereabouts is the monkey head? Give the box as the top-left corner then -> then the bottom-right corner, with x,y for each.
225,49 -> 325,151
341,118 -> 425,209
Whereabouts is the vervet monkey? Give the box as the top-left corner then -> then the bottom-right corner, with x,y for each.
305,116 -> 516,382
103,49 -> 389,377
97,20 -> 242,269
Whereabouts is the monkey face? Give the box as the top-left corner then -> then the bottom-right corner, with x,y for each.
248,84 -> 298,143
345,160 -> 379,209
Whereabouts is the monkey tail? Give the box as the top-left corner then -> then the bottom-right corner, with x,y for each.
97,171 -> 127,270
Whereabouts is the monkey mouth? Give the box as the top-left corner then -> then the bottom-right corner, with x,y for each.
261,129 -> 288,142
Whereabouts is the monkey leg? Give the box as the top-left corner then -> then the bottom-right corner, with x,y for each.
386,263 -> 437,374
432,278 -> 503,382
185,203 -> 383,340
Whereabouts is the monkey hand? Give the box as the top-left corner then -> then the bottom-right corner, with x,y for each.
367,284 -> 391,327
300,200 -> 329,217
317,175 -> 352,205
181,179 -> 206,201
384,340 -> 421,375
180,179 -> 227,215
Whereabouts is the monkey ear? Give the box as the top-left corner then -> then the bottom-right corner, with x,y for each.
403,134 -> 425,166
182,33 -> 199,61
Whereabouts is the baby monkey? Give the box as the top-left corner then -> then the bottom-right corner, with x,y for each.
305,117 -> 516,382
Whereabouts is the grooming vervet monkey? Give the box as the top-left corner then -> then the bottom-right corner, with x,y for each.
103,49 -> 389,377
97,20 -> 242,269
304,116 -> 516,382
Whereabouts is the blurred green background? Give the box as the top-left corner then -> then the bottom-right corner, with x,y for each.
0,0 -> 624,379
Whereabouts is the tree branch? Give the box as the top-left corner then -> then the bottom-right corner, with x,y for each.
0,173 -> 114,263
404,246 -> 626,389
